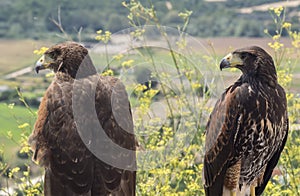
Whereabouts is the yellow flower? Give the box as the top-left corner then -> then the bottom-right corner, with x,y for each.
121,59 -> 134,68
8,167 -> 20,178
282,22 -> 291,29
176,39 -> 187,49
18,123 -> 30,129
33,46 -> 48,55
8,103 -> 15,109
101,69 -> 114,76
113,54 -> 124,61
264,29 -> 269,34
270,6 -> 283,16
95,30 -> 111,43
178,10 -> 193,20
290,31 -> 300,48
144,88 -> 159,99
122,1 -> 128,7
130,29 -> 145,38
7,131 -> 13,139
286,93 -> 294,101
272,34 -> 280,41
292,39 -> 300,48
105,31 -> 111,37
46,72 -> 55,78
96,29 -> 102,34
20,145 -> 31,154
95,35 -> 102,41
268,41 -> 283,51
191,83 -> 201,90
23,170 -> 30,177
187,181 -> 200,191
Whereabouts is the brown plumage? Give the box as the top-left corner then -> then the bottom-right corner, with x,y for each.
29,42 -> 137,195
203,46 -> 288,196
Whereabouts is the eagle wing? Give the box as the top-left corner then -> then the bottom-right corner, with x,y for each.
255,85 -> 289,195
29,78 -> 95,195
255,123 -> 288,195
204,84 -> 246,196
91,75 -> 136,195
204,81 -> 288,196
29,73 -> 136,195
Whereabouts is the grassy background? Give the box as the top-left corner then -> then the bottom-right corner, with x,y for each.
0,37 -> 298,177
0,103 -> 35,132
0,103 -> 36,159
0,38 -> 299,136
0,40 -> 50,76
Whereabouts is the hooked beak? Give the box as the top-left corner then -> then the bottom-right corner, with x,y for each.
35,55 -> 51,73
220,53 -> 243,70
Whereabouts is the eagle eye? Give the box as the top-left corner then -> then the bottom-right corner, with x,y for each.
240,53 -> 247,60
46,48 -> 61,59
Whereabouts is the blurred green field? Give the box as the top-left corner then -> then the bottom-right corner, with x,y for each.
0,103 -> 36,133
0,103 -> 36,158
0,38 -> 299,154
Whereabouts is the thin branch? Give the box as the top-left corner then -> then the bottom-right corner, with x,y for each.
76,26 -> 83,43
49,6 -> 72,41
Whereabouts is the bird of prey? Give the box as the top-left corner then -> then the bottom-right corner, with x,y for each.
203,46 -> 288,196
29,42 -> 137,195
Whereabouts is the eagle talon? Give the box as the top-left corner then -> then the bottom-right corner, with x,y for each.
250,185 -> 255,196
230,191 -> 236,196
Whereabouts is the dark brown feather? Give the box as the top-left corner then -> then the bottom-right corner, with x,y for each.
255,123 -> 288,195
29,42 -> 137,195
204,46 -> 288,196
204,85 -> 243,195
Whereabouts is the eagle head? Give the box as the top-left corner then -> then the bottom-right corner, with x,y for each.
35,42 -> 95,78
220,46 -> 277,86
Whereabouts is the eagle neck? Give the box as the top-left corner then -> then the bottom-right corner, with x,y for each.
62,55 -> 97,79
239,70 -> 277,88
256,60 -> 278,87
256,72 -> 277,88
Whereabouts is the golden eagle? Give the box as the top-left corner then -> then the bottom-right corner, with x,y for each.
203,46 -> 288,196
29,42 -> 137,195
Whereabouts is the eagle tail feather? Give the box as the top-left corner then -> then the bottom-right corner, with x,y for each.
44,168 -> 91,196
255,131 -> 288,196
204,164 -> 227,196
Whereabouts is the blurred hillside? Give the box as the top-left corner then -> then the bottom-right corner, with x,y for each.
1,0 -> 299,40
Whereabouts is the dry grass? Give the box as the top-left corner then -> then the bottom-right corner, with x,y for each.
194,37 -> 293,56
0,38 -> 298,91
0,37 -> 293,73
0,39 -> 50,76
239,0 -> 300,14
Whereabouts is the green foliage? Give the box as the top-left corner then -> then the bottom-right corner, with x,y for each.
1,0 -> 300,39
0,103 -> 36,136
0,98 -> 42,195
